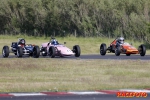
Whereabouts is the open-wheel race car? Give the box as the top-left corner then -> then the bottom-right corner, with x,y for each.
2,38 -> 40,58
100,37 -> 146,56
40,38 -> 81,58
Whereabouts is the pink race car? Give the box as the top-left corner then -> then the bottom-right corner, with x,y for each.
40,38 -> 81,58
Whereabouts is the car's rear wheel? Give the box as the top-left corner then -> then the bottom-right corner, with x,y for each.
33,46 -> 40,58
73,45 -> 80,57
100,43 -> 107,56
17,47 -> 23,58
139,44 -> 146,56
115,46 -> 121,56
48,46 -> 56,58
2,46 -> 9,58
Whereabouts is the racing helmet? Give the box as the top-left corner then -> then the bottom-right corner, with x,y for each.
118,37 -> 124,44
51,39 -> 58,45
18,38 -> 26,45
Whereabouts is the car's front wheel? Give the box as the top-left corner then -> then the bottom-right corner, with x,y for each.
48,46 -> 56,58
139,44 -> 146,56
17,47 -> 23,58
2,46 -> 9,58
115,46 -> 121,56
100,43 -> 107,56
73,45 -> 81,57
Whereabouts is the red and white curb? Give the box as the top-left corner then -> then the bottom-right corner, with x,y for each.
0,89 -> 150,97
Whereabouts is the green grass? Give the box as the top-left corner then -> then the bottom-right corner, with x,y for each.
0,59 -> 150,92
0,35 -> 150,92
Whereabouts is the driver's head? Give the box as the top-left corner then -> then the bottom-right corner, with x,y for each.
118,37 -> 124,44
51,39 -> 58,45
19,38 -> 25,45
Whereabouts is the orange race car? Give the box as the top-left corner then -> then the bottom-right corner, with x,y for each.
100,37 -> 146,56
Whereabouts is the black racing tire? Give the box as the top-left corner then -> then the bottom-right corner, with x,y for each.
139,44 -> 146,56
115,46 -> 121,56
2,46 -> 9,58
126,54 -> 131,56
41,47 -> 47,56
100,43 -> 107,56
17,47 -> 23,58
32,46 -> 40,58
48,46 -> 56,58
73,45 -> 81,57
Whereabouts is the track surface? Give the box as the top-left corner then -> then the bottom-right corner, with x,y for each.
0,54 -> 150,60
0,89 -> 150,100
1,94 -> 150,100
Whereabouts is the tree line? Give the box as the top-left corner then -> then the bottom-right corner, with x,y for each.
0,0 -> 150,43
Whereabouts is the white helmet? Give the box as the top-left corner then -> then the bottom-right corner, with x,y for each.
118,37 -> 124,44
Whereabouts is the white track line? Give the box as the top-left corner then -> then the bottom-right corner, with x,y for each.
10,93 -> 46,96
68,91 -> 106,95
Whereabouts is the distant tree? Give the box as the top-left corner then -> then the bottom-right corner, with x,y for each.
0,0 -> 150,44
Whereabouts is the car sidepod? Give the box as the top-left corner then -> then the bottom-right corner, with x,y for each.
55,46 -> 74,56
122,44 -> 138,54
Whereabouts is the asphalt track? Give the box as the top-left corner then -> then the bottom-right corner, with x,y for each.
0,93 -> 150,100
0,54 -> 150,60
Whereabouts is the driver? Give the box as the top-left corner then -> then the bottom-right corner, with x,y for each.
51,39 -> 59,45
18,38 -> 26,47
116,37 -> 124,46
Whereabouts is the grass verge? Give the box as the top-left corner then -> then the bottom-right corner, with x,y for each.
0,58 -> 150,92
